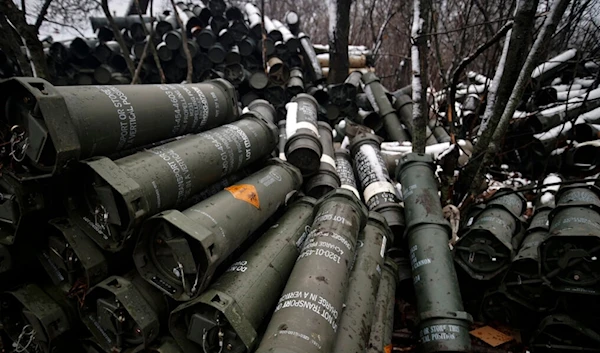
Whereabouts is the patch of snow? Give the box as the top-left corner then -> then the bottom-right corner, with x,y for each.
557,89 -> 589,101
436,144 -> 455,160
467,71 -> 491,85
534,121 -> 573,140
551,77 -> 562,85
573,78 -> 596,88
580,107 -> 600,124
552,83 -> 583,92
531,49 -> 577,79
540,192 -> 554,205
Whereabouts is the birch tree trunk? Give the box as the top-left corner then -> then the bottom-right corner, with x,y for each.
467,0 -> 572,199
457,0 -> 538,194
411,0 -> 431,153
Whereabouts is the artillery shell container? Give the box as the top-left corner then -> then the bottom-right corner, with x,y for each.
397,153 -> 472,353
351,132 -> 404,242
333,212 -> 391,353
335,148 -> 360,199
169,197 -> 316,353
133,160 -> 303,301
68,105 -> 277,252
366,258 -> 397,353
305,122 -> 340,198
284,94 -> 323,176
0,77 -> 238,177
255,189 -> 368,353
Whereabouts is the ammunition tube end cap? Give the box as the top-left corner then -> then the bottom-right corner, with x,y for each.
360,71 -> 380,85
366,211 -> 393,246
397,152 -> 435,180
314,188 -> 369,229
349,132 -> 383,156
304,169 -> 341,199
291,92 -> 319,107
247,99 -> 276,123
316,120 -> 333,132
373,206 -> 404,244
284,133 -> 322,177
134,210 -> 216,301
264,158 -> 304,189
208,78 -> 240,121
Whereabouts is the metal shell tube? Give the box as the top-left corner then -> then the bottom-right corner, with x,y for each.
284,94 -> 323,176
397,153 -> 472,353
540,184 -> 600,294
69,114 -> 277,252
335,148 -> 360,199
0,283 -> 79,353
362,72 -> 410,143
333,212 -> 390,353
351,132 -> 404,242
168,197 -> 316,353
365,258 -> 397,353
255,189 -> 368,353
133,160 -> 303,301
79,273 -> 169,352
38,217 -> 130,290
298,33 -> 324,84
305,122 -> 341,198
454,190 -> 525,281
0,77 -> 238,177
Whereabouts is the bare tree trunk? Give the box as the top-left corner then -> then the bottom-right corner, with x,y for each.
170,0 -> 192,82
466,0 -> 571,199
328,0 -> 351,84
101,0 -> 136,77
411,0 -> 430,153
457,0 -> 538,195
0,0 -> 49,79
0,13 -> 31,76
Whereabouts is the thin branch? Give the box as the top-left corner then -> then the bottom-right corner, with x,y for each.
422,13 -> 545,37
132,39 -> 150,84
134,0 -> 165,83
101,0 -> 136,77
169,0 -> 193,82
41,18 -> 86,36
34,0 -> 53,30
448,20 -> 513,128
261,0 -> 267,72
372,9 -> 397,61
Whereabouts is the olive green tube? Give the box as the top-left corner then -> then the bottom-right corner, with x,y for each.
397,153 -> 472,353
361,72 -> 409,143
366,258 -> 397,353
392,92 -> 437,145
133,160 -> 303,301
69,111 -> 277,252
0,77 -> 238,177
79,272 -> 169,352
256,189 -> 368,353
305,122 -> 341,198
333,212 -> 390,353
351,132 -> 404,241
168,197 -> 316,353
454,190 -> 525,280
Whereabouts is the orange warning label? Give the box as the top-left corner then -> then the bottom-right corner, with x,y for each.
470,326 -> 513,347
384,345 -> 392,353
225,184 -> 260,209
